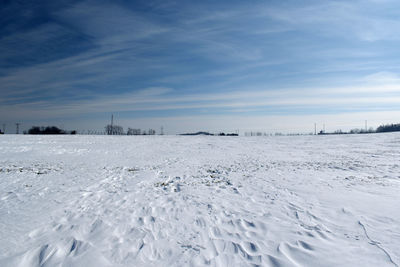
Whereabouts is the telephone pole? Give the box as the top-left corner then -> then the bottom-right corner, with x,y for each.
314,123 -> 317,135
2,124 -> 5,134
160,126 -> 164,135
365,120 -> 367,132
16,123 -> 20,134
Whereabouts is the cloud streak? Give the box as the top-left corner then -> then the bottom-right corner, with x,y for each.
1,0 -> 400,132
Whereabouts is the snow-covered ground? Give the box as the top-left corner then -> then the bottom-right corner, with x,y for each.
0,134 -> 399,267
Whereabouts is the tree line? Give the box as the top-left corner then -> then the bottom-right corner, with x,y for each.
24,126 -> 76,135
105,124 -> 157,135
319,123 -> 400,135
6,122 -> 400,136
376,123 -> 400,133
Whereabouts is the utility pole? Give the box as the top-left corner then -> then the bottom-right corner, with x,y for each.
314,123 -> 317,135
323,123 -> 325,133
16,123 -> 20,134
160,126 -> 164,135
365,120 -> 367,132
2,124 -> 5,134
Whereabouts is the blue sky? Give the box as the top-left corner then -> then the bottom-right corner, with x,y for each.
1,0 -> 400,134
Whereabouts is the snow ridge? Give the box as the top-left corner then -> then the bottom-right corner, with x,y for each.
358,220 -> 398,267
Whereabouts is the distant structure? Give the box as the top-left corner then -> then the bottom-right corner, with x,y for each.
16,123 -> 20,134
105,114 -> 124,135
2,124 -> 5,134
160,126 -> 164,135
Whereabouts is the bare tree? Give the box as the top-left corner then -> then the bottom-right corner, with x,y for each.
105,124 -> 124,135
127,128 -> 141,135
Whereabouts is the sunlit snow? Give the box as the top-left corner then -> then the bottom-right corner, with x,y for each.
1,134 -> 399,266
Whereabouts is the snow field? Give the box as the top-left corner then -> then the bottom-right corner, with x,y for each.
0,134 -> 399,266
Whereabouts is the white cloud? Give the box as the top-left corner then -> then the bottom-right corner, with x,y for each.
362,72 -> 400,84
2,81 -> 400,125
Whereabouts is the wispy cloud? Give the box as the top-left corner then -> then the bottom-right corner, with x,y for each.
1,0 -> 400,132
2,81 -> 400,123
263,0 -> 400,42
